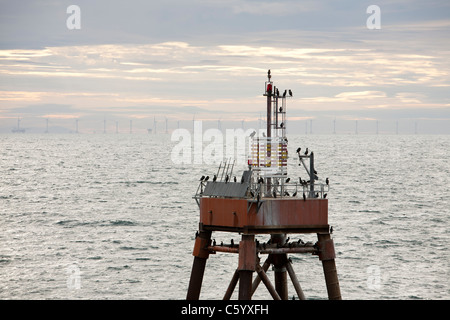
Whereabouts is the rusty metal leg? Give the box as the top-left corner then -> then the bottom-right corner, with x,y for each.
255,263 -> 281,300
252,257 -> 271,296
238,234 -> 255,300
186,230 -> 211,300
285,258 -> 306,300
271,234 -> 289,300
317,233 -> 342,300
223,269 -> 239,300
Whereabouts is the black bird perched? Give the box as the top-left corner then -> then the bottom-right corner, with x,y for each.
303,192 -> 306,201
231,239 -> 234,247
296,147 -> 301,153
285,177 -> 290,183
234,176 -> 237,183
225,175 -> 229,183
276,88 -> 280,96
195,231 -> 199,238
213,175 -> 217,182
330,226 -> 333,234
257,193 -> 260,202
283,90 -> 287,97
205,176 -> 209,181
280,122 -> 284,128
323,193 -> 327,199
279,106 -> 283,112
284,191 -> 290,197
241,176 -> 245,183
285,237 -> 290,244
292,191 -> 297,197
213,239 -> 216,246
304,148 -> 309,156
200,175 -> 205,181
268,69 -> 271,76
326,177 -> 329,185
273,191 -> 277,198
289,89 -> 292,97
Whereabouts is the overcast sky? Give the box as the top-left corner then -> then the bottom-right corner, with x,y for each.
0,0 -> 449,133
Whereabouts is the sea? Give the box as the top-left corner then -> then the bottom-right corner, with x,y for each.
0,133 -> 449,300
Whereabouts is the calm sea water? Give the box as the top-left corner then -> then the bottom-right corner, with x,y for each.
0,133 -> 449,300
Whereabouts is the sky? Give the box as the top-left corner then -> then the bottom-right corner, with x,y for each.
0,0 -> 449,134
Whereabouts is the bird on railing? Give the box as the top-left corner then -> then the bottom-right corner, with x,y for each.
296,147 -> 301,153
292,191 -> 297,197
289,89 -> 292,97
213,175 -> 217,182
303,192 -> 306,201
234,176 -> 237,183
326,177 -> 329,185
200,175 -> 205,181
304,148 -> 309,156
285,177 -> 290,183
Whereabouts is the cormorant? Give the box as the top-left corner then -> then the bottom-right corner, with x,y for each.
225,175 -> 229,183
205,176 -> 209,181
304,148 -> 309,156
231,239 -> 234,247
289,89 -> 292,96
283,90 -> 287,97
279,106 -> 283,112
213,175 -> 217,182
296,147 -> 301,153
241,176 -> 245,183
213,239 -> 216,246
326,177 -> 329,185
303,192 -> 306,201
285,177 -> 290,183
292,191 -> 297,197
234,176 -> 237,183
323,193 -> 327,199
200,175 -> 205,181
273,191 -> 277,198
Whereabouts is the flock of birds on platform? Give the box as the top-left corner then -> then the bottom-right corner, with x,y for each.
198,146 -> 329,200
194,234 -> 333,250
